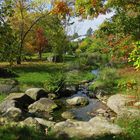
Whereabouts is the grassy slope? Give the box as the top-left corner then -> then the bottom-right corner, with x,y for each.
117,67 -> 140,99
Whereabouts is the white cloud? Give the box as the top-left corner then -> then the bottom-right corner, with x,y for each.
67,12 -> 114,35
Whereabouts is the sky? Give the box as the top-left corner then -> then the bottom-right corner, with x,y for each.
67,12 -> 114,36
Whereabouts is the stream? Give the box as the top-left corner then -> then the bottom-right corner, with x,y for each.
53,69 -> 108,122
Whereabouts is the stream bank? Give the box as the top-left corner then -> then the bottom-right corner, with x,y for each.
0,69 -> 122,139
52,69 -> 116,122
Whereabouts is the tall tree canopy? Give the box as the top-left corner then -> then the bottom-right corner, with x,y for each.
0,0 -> 139,67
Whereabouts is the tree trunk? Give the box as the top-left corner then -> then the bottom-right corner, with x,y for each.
16,44 -> 22,65
16,56 -> 21,64
39,51 -> 42,60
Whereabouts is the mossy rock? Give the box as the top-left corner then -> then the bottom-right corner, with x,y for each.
0,79 -> 19,94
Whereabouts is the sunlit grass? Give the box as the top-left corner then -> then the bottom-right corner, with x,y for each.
117,66 -> 140,100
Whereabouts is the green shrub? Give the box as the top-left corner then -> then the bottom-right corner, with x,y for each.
69,56 -> 89,70
43,72 -> 66,93
89,80 -> 105,91
89,67 -> 118,94
86,53 -> 101,66
98,67 -> 118,85
117,79 -> 137,90
0,68 -> 18,78
129,41 -> 140,70
72,53 -> 101,70
66,70 -> 95,85
74,52 -> 109,69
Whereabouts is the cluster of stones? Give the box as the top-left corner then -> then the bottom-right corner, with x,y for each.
2,89 -> 137,139
0,88 -> 122,138
0,88 -> 57,128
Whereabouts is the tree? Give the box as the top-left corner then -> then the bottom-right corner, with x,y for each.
35,27 -> 48,60
8,0 -> 72,64
75,0 -> 107,18
44,16 -> 69,62
32,14 -> 70,62
0,0 -> 18,65
106,0 -> 140,68
129,41 -> 140,70
3,0 -> 139,67
72,32 -> 79,39
9,0 -> 49,64
1,0 -> 109,65
107,0 -> 140,40
73,0 -> 140,68
86,27 -> 93,36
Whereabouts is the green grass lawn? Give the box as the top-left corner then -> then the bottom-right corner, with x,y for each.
13,62 -> 66,87
0,61 -> 95,92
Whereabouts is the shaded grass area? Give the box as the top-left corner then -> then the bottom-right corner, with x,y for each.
0,126 -> 47,140
11,62 -> 67,87
0,125 -> 136,140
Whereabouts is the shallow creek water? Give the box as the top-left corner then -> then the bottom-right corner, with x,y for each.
53,70 -> 107,122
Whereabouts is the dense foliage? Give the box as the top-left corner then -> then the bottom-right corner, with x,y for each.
0,1 -> 140,139
0,0 -> 139,68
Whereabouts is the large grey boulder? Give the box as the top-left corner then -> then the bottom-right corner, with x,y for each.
5,93 -> 34,108
88,117 -> 122,135
0,93 -> 34,118
66,96 -> 89,106
3,107 -> 22,121
5,92 -> 34,103
20,117 -> 41,129
60,85 -> 77,97
0,100 -> 21,114
61,111 -> 76,119
107,94 -> 140,119
28,98 -> 58,118
25,88 -> 48,100
0,79 -> 19,94
35,117 -> 55,127
29,98 -> 58,113
53,116 -> 122,138
107,94 -> 135,114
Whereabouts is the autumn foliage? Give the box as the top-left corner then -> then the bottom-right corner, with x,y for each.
52,1 -> 71,18
76,0 -> 107,18
35,27 -> 48,59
